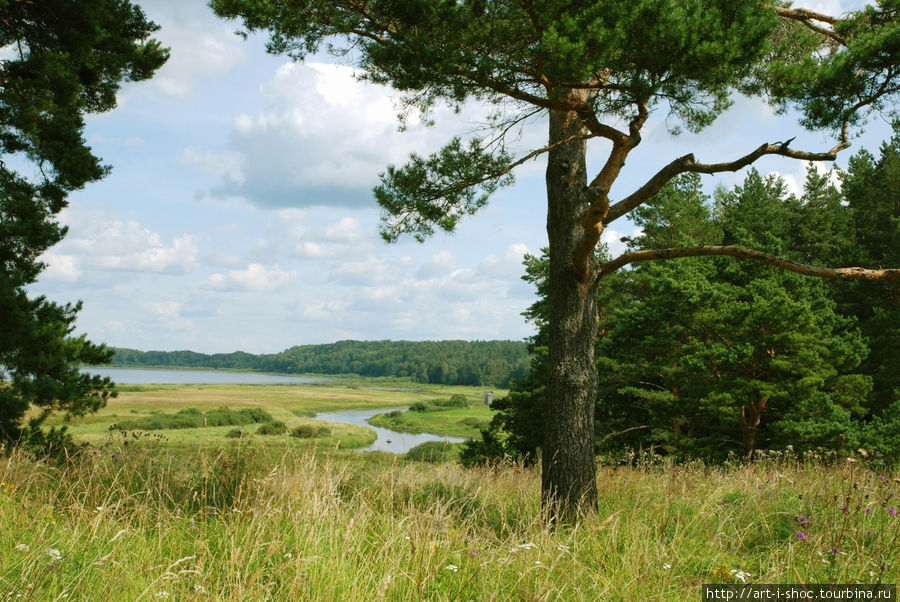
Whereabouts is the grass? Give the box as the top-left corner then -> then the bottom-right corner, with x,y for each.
39,382 -> 499,450
1,446 -> 897,601
369,403 -> 495,438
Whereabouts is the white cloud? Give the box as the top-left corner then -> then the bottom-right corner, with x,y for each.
204,263 -> 297,292
140,0 -> 247,97
40,253 -> 82,282
38,207 -> 200,277
191,60 -> 536,209
179,147 -> 245,184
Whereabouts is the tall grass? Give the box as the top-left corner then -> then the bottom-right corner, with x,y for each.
1,445 -> 897,600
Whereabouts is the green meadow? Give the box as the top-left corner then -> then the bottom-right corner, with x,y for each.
0,380 -> 896,600
40,380 -> 493,450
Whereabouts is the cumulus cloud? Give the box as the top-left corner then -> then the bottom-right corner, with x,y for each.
139,0 -> 246,97
188,60 -> 543,210
38,207 -> 200,278
40,253 -> 82,282
204,263 -> 297,292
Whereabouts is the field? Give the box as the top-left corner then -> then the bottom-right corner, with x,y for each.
40,380 -> 495,450
2,381 -> 898,600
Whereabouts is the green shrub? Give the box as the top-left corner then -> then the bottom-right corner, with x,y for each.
406,441 -> 458,462
256,421 -> 288,436
225,428 -> 246,439
110,407 -> 274,431
291,424 -> 327,438
409,402 -> 429,412
458,417 -> 482,427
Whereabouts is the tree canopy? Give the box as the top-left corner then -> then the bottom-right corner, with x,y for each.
213,0 -> 900,518
0,0 -> 168,447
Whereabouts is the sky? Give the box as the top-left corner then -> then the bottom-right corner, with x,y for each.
28,0 -> 895,354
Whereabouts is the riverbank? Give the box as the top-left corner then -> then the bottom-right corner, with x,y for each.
42,379 -> 500,452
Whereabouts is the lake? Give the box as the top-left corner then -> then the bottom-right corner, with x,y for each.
85,367 -> 326,385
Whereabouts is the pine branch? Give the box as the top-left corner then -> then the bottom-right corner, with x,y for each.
595,245 -> 900,282
604,138 -> 849,225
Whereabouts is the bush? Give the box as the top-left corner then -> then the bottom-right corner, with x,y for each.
406,441 -> 458,462
225,428 -> 246,439
256,421 -> 288,436
388,410 -> 404,419
458,417 -> 482,427
111,407 -> 274,431
409,402 -> 429,412
291,424 -> 327,438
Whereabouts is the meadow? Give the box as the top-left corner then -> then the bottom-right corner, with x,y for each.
1,381 -> 898,600
40,380 -> 493,450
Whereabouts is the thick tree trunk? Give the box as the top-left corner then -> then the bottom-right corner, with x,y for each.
542,97 -> 600,520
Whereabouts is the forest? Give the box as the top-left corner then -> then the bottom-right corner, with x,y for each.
110,339 -> 530,387
466,134 -> 900,465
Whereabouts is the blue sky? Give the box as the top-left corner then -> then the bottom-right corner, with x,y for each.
30,0 -> 894,354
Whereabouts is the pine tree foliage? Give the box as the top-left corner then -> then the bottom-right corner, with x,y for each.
0,0 -> 167,445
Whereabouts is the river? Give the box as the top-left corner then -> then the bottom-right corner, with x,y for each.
86,367 -> 466,453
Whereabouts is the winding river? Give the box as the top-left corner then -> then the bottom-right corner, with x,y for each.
89,367 -> 467,453
314,408 -> 467,453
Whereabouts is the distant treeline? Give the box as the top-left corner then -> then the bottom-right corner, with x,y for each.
111,340 -> 530,387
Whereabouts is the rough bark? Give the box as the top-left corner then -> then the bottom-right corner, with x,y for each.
542,94 -> 600,520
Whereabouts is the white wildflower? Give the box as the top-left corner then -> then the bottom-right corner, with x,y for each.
556,544 -> 570,552
154,591 -> 169,599
730,569 -> 751,583
94,506 -> 104,514
15,544 -> 30,552
663,563 -> 672,570
284,552 -> 293,559
445,564 -> 459,573
193,584 -> 207,594
47,548 -> 62,562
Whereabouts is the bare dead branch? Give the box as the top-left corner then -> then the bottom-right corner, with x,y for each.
604,138 -> 850,225
776,6 -> 846,45
595,245 -> 900,281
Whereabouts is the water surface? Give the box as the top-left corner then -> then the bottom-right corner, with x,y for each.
315,408 -> 466,454
85,367 -> 326,385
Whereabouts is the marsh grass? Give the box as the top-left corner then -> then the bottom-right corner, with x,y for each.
1,444 -> 897,601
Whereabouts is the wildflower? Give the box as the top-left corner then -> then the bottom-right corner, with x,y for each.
879,475 -> 886,481
47,548 -> 62,562
14,544 -> 29,552
866,530 -> 874,536
866,507 -> 873,515
798,516 -> 810,525
663,563 -> 672,569
284,552 -> 293,559
445,564 -> 459,573
94,506 -> 104,514
831,547 -> 841,555
730,569 -> 750,583
535,560 -> 543,566
193,584 -> 207,594
470,552 -> 477,557
796,532 -> 807,541
154,591 -> 169,599
888,507 -> 897,517
556,544 -> 570,552
841,506 -> 850,514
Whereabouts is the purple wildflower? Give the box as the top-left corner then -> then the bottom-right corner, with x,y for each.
832,547 -> 841,555
866,507 -> 873,515
866,530 -> 874,536
471,552 -> 477,557
796,532 -> 807,541
879,474 -> 886,480
888,507 -> 897,517
841,505 -> 850,514
799,516 -> 810,525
